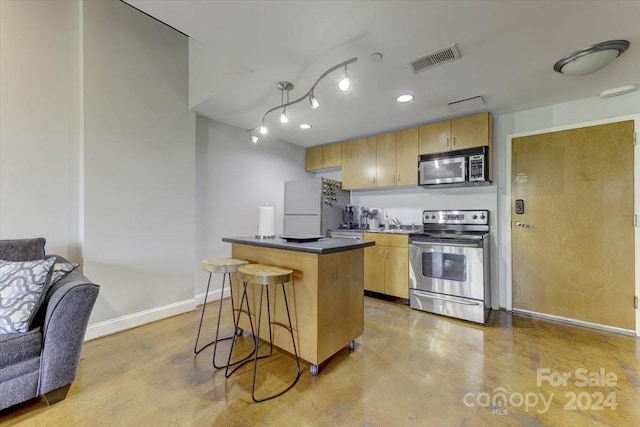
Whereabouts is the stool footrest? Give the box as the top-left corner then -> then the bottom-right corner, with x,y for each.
270,321 -> 294,332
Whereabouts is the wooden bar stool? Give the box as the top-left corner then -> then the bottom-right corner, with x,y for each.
195,258 -> 250,369
227,264 -> 301,402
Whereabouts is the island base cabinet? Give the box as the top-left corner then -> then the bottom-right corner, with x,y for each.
230,244 -> 364,367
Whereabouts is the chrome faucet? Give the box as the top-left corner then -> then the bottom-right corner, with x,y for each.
390,217 -> 402,228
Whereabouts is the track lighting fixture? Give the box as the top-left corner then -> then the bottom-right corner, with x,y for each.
247,57 -> 357,143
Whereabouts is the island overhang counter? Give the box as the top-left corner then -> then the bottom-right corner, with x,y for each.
222,236 -> 374,374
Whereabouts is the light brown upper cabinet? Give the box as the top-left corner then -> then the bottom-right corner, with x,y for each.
419,112 -> 491,155
305,142 -> 342,171
375,132 -> 397,187
343,129 -> 418,190
341,136 -> 377,190
395,127 -> 418,186
305,146 -> 323,170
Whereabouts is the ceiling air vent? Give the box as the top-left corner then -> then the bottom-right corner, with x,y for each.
407,44 -> 461,73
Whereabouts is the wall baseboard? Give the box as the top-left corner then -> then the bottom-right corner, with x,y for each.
512,308 -> 637,336
84,286 -> 230,341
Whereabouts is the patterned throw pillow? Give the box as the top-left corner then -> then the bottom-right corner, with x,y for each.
0,258 -> 55,334
50,262 -> 79,285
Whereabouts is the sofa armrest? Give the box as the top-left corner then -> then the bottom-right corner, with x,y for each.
37,269 -> 99,395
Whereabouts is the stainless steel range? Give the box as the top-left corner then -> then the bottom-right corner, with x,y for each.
409,210 -> 491,324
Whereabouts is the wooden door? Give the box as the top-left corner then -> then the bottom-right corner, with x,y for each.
342,137 -> 376,189
376,132 -> 397,187
396,127 -> 418,186
450,112 -> 490,150
512,120 -> 635,330
419,121 -> 450,154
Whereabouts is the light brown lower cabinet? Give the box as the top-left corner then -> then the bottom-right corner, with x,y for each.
363,233 -> 408,299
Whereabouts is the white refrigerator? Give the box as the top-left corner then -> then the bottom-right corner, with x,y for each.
284,177 -> 350,236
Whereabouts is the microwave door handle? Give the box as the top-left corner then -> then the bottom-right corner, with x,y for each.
413,290 -> 481,306
410,240 -> 481,249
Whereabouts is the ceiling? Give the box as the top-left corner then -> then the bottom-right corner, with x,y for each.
124,0 -> 640,148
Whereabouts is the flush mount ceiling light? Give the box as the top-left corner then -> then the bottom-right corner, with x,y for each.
553,40 -> 630,76
396,94 -> 414,103
247,57 -> 357,143
299,123 -> 312,129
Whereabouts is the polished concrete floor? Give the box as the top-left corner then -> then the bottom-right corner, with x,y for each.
1,297 -> 639,426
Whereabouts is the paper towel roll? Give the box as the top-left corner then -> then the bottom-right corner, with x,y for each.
257,204 -> 275,238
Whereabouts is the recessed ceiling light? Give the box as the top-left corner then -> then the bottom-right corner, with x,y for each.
396,94 -> 415,103
299,123 -> 312,129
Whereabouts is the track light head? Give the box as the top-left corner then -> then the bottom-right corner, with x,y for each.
259,124 -> 267,134
250,135 -> 258,143
280,109 -> 288,123
339,65 -> 350,91
309,93 -> 320,109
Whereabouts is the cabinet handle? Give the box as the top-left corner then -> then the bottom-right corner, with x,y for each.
373,176 -> 376,184
392,174 -> 396,183
397,173 -> 400,183
453,137 -> 456,147
446,137 -> 450,148
386,249 -> 389,260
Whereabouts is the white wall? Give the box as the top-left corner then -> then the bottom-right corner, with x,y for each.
82,0 -> 195,332
0,0 -> 81,259
194,116 -> 310,297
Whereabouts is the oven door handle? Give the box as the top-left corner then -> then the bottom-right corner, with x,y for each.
409,240 -> 481,249
413,290 -> 481,306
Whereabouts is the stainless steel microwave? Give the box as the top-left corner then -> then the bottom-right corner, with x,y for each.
418,146 -> 490,187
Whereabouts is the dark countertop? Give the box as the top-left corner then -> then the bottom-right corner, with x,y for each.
222,235 -> 375,254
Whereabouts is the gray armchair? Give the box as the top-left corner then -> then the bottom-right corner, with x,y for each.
0,238 -> 99,411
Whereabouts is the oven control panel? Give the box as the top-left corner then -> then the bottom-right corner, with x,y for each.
422,210 -> 489,225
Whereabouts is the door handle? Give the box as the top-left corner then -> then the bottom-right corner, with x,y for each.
515,222 -> 532,229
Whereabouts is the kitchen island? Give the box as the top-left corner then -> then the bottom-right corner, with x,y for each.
222,236 -> 374,375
